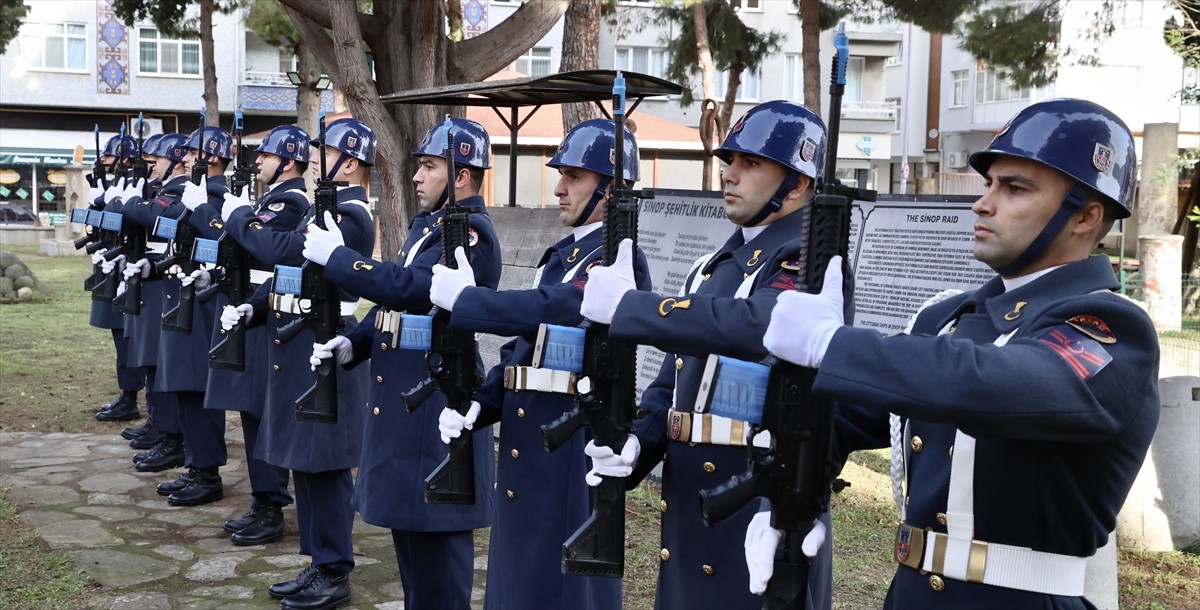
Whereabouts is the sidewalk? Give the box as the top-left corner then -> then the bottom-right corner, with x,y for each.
0,420 -> 488,609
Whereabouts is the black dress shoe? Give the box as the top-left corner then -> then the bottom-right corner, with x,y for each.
268,564 -> 320,600
224,508 -> 257,533
134,435 -> 185,472
230,502 -> 284,546
156,468 -> 197,496
96,394 -> 140,421
166,469 -> 222,506
129,427 -> 164,449
121,418 -> 154,440
279,568 -> 350,610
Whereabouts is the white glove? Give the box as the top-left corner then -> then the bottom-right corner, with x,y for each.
438,401 -> 482,444
120,178 -> 144,204
221,189 -> 252,222
763,255 -> 846,368
584,434 -> 640,486
90,248 -> 108,265
309,335 -> 353,371
101,253 -> 125,275
430,246 -> 476,311
220,303 -> 253,331
745,512 -> 827,595
302,212 -> 344,266
580,238 -> 636,324
103,178 -> 125,204
122,257 -> 149,280
178,268 -> 211,289
87,185 -> 104,207
181,177 -> 208,211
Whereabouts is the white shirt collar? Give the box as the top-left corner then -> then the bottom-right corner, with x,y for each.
1001,264 -> 1065,293
572,221 -> 602,242
741,224 -> 767,243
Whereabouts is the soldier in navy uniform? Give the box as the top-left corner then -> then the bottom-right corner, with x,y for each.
304,117 -> 500,610
579,100 -> 835,610
90,133 -> 144,422
430,119 -> 652,610
761,99 -> 1160,609
186,125 -> 309,544
219,117 -> 374,610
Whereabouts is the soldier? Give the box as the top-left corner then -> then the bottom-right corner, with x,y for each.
579,100 -> 835,610
219,117 -> 375,610
187,125 -> 309,544
303,117 -> 500,610
429,118 -> 652,609
761,98 -> 1160,609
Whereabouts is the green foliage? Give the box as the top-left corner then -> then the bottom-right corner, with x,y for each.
246,0 -> 298,49
1165,2 -> 1200,103
112,0 -> 241,38
0,0 -> 28,56
800,0 -> 984,34
958,1 -> 1061,88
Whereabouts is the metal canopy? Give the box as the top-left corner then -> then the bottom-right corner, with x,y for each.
380,70 -> 686,207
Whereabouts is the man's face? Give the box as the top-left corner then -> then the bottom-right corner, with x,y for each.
152,156 -> 174,178
257,152 -> 287,182
721,151 -> 788,226
553,167 -> 606,227
972,155 -> 1074,271
412,155 -> 448,213
142,154 -> 160,180
183,149 -> 202,174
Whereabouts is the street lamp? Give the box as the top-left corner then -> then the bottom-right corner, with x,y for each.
285,71 -> 333,90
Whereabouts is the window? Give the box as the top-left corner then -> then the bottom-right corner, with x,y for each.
278,50 -> 297,74
614,47 -> 670,80
886,96 -> 901,132
20,22 -> 86,71
785,53 -> 803,101
845,56 -> 864,103
730,0 -> 762,10
715,66 -> 762,102
139,27 -> 200,76
974,67 -> 1029,103
886,40 -> 903,67
515,47 -> 552,77
951,69 -> 969,107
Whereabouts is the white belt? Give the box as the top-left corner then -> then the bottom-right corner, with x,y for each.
147,243 -> 167,254
249,269 -> 272,285
898,525 -> 1087,597
268,292 -> 359,317
375,309 -> 403,348
666,408 -> 770,448
503,366 -> 575,394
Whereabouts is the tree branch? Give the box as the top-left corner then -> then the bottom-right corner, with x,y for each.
283,5 -> 343,86
278,0 -> 380,38
455,0 -> 568,83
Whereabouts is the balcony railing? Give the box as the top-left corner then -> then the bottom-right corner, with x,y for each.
842,100 -> 898,121
243,71 -> 294,86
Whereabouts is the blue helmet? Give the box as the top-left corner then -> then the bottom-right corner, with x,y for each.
315,118 -> 376,166
156,133 -> 189,163
186,127 -> 234,160
142,134 -> 163,157
715,100 -> 826,180
547,119 -> 639,182
102,134 -> 139,160
969,98 -> 1136,218
259,125 -> 311,163
414,118 -> 491,170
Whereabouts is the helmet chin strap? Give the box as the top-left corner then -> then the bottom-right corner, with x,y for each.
744,171 -> 800,227
573,176 -> 613,228
265,158 -> 287,187
324,152 -> 349,182
994,183 -> 1090,277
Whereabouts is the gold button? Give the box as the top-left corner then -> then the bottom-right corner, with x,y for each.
517,408 -> 526,418
659,499 -> 668,513
373,407 -> 380,415
272,364 -> 280,372
936,512 -> 947,525
506,489 -> 515,499
422,227 -> 430,234
379,342 -> 388,351
702,462 -> 716,474
929,575 -> 945,592
702,564 -> 714,575
274,339 -> 281,345
949,445 -> 954,458
659,548 -> 670,561
219,329 -> 226,336
675,358 -> 684,371
376,375 -> 384,383
275,312 -> 281,319
911,436 -> 924,453
166,294 -> 173,300
510,449 -> 520,459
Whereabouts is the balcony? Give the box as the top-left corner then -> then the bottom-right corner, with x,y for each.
841,100 -> 897,133
238,71 -> 334,113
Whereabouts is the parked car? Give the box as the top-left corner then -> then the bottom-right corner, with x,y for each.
0,202 -> 37,225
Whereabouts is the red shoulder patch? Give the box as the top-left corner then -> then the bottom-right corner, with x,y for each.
1066,315 -> 1116,344
1036,325 -> 1112,380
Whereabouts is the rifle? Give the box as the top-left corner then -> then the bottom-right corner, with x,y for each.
274,112 -> 346,424
398,116 -> 482,506
90,211 -> 126,301
536,72 -> 653,578
157,109 -> 208,333
112,122 -> 131,183
71,207 -> 101,252
697,24 -> 874,610
202,108 -> 256,371
112,113 -> 151,314
77,209 -> 108,291
89,124 -> 107,191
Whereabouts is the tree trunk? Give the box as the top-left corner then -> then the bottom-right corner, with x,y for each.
693,0 -> 717,189
801,0 -> 821,115
719,60 -> 743,140
561,0 -> 601,132
447,0 -> 464,41
295,47 -> 323,194
200,0 -> 218,125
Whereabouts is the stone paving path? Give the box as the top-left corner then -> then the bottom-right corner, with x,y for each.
0,421 -> 488,610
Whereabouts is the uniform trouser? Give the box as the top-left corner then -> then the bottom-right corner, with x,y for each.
295,469 -> 354,576
111,329 -> 144,392
391,529 -> 474,610
145,368 -> 181,435
176,391 -> 227,470
240,411 -> 292,507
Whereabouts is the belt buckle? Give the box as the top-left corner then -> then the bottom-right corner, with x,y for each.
895,523 -> 926,571
503,365 -> 516,391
